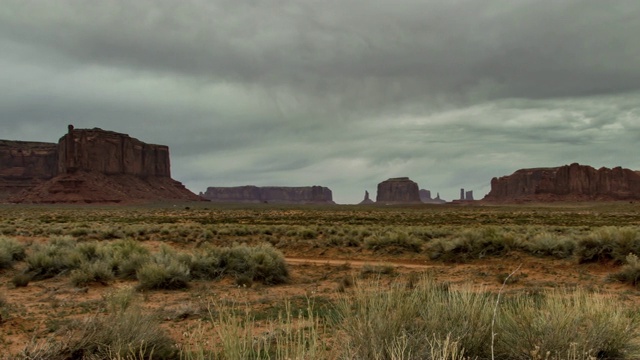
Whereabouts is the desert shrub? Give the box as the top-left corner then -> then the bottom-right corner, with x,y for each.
104,239 -> 151,279
364,231 -> 423,253
521,232 -> 575,259
496,288 -> 640,359
25,237 -> 83,280
609,228 -> 640,263
576,227 -> 640,264
426,227 -> 517,262
20,287 -> 177,359
188,246 -> 223,280
217,244 -> 253,276
610,253 -> 640,288
213,243 -> 289,285
137,262 -> 190,290
249,244 -> 289,284
70,261 -> 114,287
0,236 -> 27,269
136,249 -> 191,291
11,272 -> 31,287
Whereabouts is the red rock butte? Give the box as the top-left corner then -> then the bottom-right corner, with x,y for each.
0,125 -> 201,204
483,163 -> 640,202
376,177 -> 422,204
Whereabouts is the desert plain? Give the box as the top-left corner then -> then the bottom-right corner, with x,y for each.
1,202 -> 640,359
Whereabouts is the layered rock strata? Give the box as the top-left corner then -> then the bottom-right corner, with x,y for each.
202,186 -> 334,204
376,177 -> 421,204
3,125 -> 200,203
0,141 -> 58,200
484,163 -> 640,202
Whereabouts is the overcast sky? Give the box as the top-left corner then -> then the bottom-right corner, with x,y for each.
2,1 -> 639,204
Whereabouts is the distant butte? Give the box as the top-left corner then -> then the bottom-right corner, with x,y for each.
376,177 -> 422,204
1,125 -> 201,204
484,163 -> 640,202
201,185 -> 335,204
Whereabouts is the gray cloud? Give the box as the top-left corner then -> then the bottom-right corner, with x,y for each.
1,0 -> 639,203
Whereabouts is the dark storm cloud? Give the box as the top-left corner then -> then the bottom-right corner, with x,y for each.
1,0 -> 639,203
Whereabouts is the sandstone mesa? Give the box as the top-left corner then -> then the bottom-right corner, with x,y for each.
0,125 -> 200,203
484,163 -> 640,202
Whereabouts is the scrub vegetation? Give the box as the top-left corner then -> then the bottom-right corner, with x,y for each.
1,202 -> 640,359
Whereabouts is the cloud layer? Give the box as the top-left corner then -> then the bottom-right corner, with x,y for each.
1,0 -> 639,203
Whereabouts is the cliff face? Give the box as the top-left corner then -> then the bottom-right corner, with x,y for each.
376,177 -> 421,204
58,126 -> 170,177
202,186 -> 334,204
4,125 -> 200,203
484,163 -> 640,202
0,140 -> 58,200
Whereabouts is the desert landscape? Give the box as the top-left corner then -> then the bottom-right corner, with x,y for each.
2,126 -> 640,359
1,202 -> 640,359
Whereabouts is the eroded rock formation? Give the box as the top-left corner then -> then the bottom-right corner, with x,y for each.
3,125 -> 200,203
484,163 -> 640,202
358,190 -> 375,205
202,185 -> 334,204
0,141 -> 58,200
419,189 -> 446,204
376,177 -> 421,204
58,125 -> 170,177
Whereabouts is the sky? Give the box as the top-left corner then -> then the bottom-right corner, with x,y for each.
1,1 -> 639,204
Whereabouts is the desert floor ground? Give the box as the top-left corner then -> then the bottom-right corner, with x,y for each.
1,201 -> 639,357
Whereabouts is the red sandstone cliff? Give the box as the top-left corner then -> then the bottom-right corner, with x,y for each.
0,140 -> 58,200
484,163 -> 640,202
201,185 -> 334,204
376,177 -> 422,204
4,126 -> 200,204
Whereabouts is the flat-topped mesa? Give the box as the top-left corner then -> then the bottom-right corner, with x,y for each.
484,163 -> 640,202
376,177 -> 421,204
202,185 -> 335,204
6,125 -> 200,204
58,125 -> 170,177
0,140 -> 58,200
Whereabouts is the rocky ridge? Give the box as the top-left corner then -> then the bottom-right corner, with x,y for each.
484,163 -> 640,202
201,185 -> 334,204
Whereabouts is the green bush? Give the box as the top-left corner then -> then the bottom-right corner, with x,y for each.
426,227 -> 517,262
136,261 -> 190,291
104,239 -> 151,279
0,236 -> 26,269
610,253 -> 640,288
576,227 -> 640,264
364,231 -> 423,253
249,244 -> 289,285
521,232 -> 575,259
25,237 -> 83,280
70,261 -> 114,287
